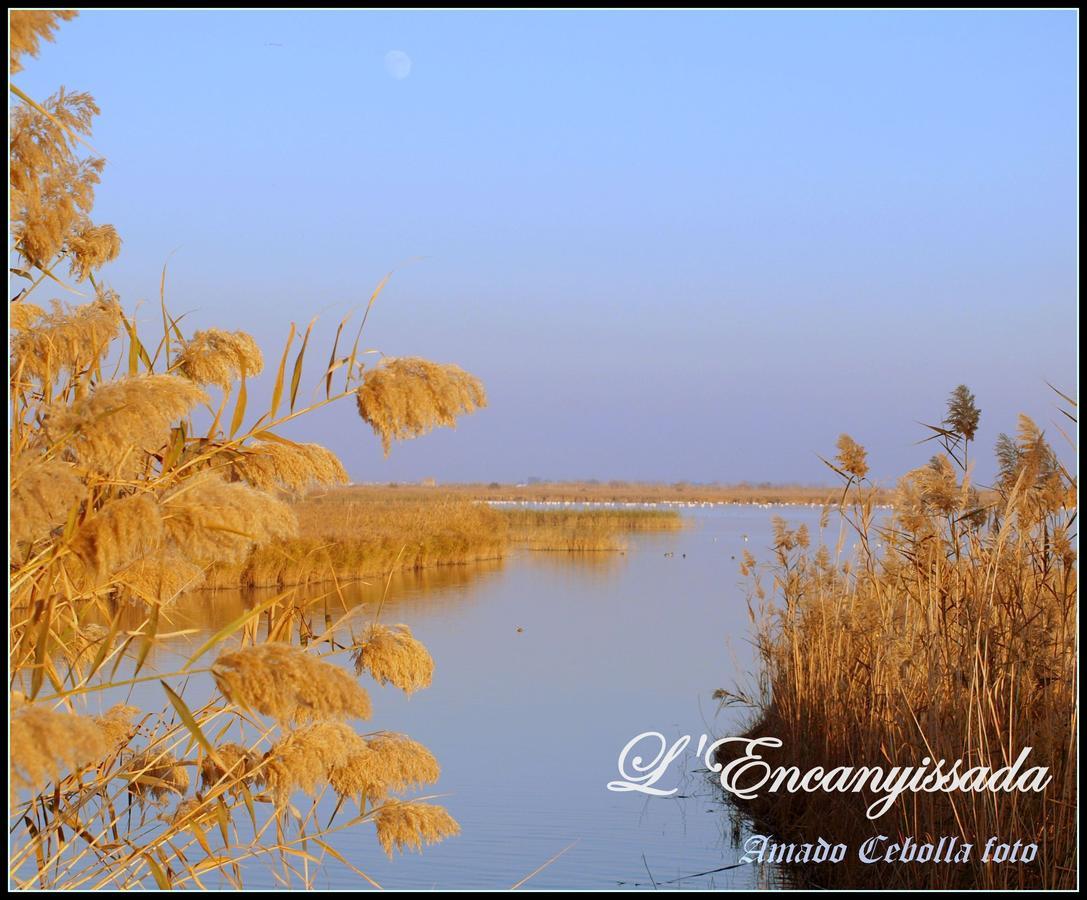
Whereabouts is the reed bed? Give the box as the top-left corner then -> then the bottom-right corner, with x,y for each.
499,507 -> 685,552
9,13 -> 482,888
720,387 -> 1077,889
203,495 -> 509,589
200,492 -> 685,588
401,480 -> 898,506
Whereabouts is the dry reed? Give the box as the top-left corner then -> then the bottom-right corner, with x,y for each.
374,800 -> 461,858
352,624 -> 434,694
722,387 -> 1077,890
123,748 -> 191,803
262,720 -> 364,805
41,374 -> 207,474
212,643 -> 372,724
10,704 -> 108,793
9,13 -> 470,885
175,328 -> 264,388
356,356 -> 486,455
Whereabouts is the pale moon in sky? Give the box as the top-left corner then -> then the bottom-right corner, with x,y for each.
384,50 -> 412,80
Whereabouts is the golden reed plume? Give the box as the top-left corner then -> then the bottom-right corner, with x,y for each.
9,11 -> 77,73
374,800 -> 461,858
11,293 -> 122,386
328,731 -> 440,804
10,13 -> 474,883
229,439 -> 349,494
10,704 -> 108,793
352,623 -> 434,694
356,356 -> 486,455
162,473 -> 297,564
175,329 -> 265,388
41,374 -> 207,474
123,748 -> 191,803
262,720 -> 362,806
212,643 -> 372,724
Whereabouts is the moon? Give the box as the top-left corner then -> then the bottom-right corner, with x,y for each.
384,50 -> 412,80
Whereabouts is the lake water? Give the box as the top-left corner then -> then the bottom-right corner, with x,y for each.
116,504 -> 831,890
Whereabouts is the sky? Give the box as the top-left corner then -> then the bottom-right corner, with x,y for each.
14,10 -> 1078,485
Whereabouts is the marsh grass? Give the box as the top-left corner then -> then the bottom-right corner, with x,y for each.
202,494 -> 509,589
418,481 -> 899,506
499,506 -> 685,551
9,13 -> 481,888
720,388 -> 1077,890
198,490 -> 686,589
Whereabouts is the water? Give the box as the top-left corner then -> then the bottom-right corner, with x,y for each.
107,504 -> 831,889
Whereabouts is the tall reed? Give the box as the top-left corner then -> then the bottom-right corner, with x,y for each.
9,12 -> 482,888
722,386 -> 1077,889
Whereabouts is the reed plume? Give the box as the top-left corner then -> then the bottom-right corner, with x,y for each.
362,733 -> 440,794
94,704 -> 140,750
327,732 -> 440,804
41,374 -> 207,474
175,329 -> 265,388
9,301 -> 44,332
199,743 -> 262,792
70,492 -> 164,584
326,741 -> 385,803
123,749 -> 190,803
356,356 -> 486,455
10,450 -> 85,551
10,87 -> 109,273
212,643 -> 372,724
373,800 -> 460,857
162,473 -> 296,564
944,383 -> 980,442
229,439 -> 349,494
116,554 -> 206,605
10,704 -> 108,793
9,10 -> 77,73
262,721 -> 364,806
10,293 -> 122,386
352,623 -> 434,694
169,797 -> 219,830
833,433 -> 869,480
65,221 -> 122,281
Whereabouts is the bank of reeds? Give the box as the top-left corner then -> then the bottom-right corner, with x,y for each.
201,492 -> 685,588
404,481 -> 897,506
204,495 -> 509,588
9,13 -> 480,888
720,387 -> 1077,890
499,506 -> 685,551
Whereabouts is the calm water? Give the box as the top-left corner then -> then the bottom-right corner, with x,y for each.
117,504 -> 830,890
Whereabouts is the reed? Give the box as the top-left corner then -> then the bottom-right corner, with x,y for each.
9,13 -> 481,888
720,386 -> 1077,890
196,490 -> 685,589
390,480 -> 899,506
499,506 -> 685,551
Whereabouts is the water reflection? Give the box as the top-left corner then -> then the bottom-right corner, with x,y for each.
39,506 -> 831,889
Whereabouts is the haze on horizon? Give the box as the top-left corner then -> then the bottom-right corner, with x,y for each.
16,10 -> 1077,486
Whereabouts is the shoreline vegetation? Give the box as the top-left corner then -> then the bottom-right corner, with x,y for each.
11,13 -> 479,888
202,491 -> 685,590
716,389 -> 1077,890
358,480 -> 897,507
7,13 -> 1076,894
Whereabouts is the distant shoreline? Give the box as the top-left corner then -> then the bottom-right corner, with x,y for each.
335,481 -> 896,507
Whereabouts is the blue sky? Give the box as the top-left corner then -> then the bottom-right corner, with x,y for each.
15,10 -> 1078,484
